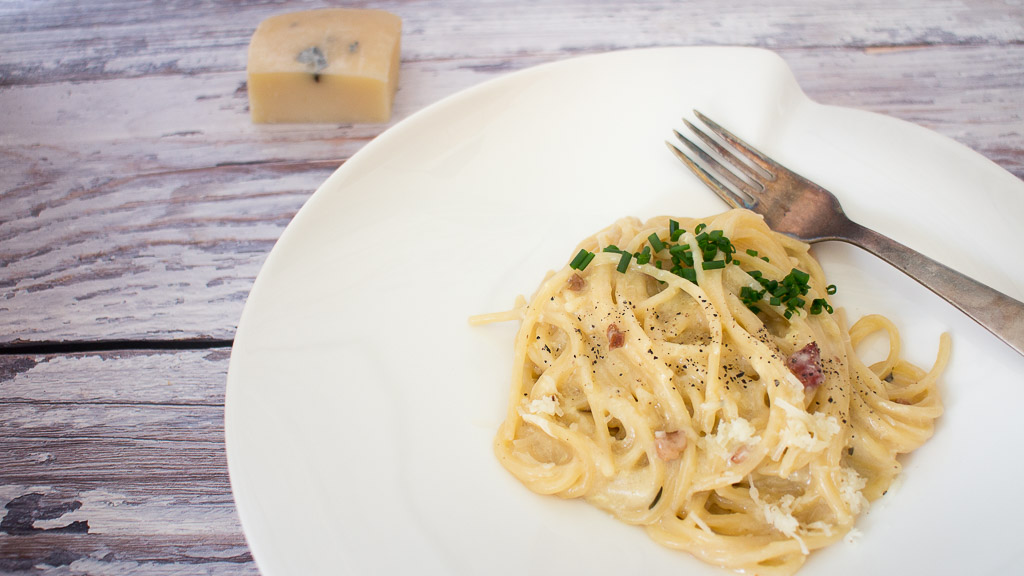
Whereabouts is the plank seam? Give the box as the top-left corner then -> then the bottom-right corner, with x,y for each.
0,340 -> 234,355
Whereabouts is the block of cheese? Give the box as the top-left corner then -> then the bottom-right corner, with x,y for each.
247,9 -> 401,123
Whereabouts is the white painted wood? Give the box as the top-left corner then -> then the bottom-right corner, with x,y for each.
1,1 -> 1022,573
2,46 -> 1022,343
0,351 -> 249,572
0,349 -> 229,404
2,0 -> 1021,86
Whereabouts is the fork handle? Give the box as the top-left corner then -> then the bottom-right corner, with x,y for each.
844,222 -> 1024,357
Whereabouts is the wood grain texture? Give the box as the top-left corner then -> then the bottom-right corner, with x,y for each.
2,2 -> 1022,343
2,1 -> 1023,574
0,350 -> 255,574
3,0 -> 1022,86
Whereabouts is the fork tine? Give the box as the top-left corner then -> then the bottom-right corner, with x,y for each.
664,139 -> 750,210
682,118 -> 766,188
693,110 -> 779,176
671,124 -> 761,200
671,128 -> 762,199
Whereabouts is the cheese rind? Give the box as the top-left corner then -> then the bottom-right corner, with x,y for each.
247,9 -> 401,123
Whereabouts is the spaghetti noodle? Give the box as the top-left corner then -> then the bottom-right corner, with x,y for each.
477,209 -> 947,575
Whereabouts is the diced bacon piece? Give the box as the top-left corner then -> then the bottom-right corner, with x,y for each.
607,323 -> 625,349
730,445 -> 749,464
655,430 -> 687,461
786,342 -> 825,389
567,273 -> 586,291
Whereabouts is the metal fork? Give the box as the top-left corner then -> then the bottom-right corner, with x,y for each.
667,110 -> 1024,357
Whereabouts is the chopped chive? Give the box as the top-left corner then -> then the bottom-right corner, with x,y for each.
616,251 -> 632,273
669,244 -> 694,267
748,305 -> 761,314
636,246 -> 651,265
694,223 -> 707,234
746,249 -> 759,257
603,245 -> 621,253
702,260 -> 726,270
655,260 -> 663,269
648,233 -> 665,252
811,298 -> 834,314
761,256 -> 770,262
827,284 -> 837,295
570,249 -> 591,269
742,264 -> 838,317
788,268 -> 810,285
668,220 -> 685,241
740,286 -> 764,301
680,268 -> 697,283
580,251 -> 596,270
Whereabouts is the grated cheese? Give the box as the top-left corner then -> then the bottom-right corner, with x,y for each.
836,466 -> 869,515
749,482 -> 809,555
525,394 -> 563,417
772,398 -> 841,460
704,417 -> 761,462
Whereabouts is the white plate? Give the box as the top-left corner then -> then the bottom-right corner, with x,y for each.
226,47 -> 1024,576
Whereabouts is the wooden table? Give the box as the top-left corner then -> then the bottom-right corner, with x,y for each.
2,0 -> 1021,573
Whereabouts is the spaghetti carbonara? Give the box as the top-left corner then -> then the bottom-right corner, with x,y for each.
475,209 -> 947,575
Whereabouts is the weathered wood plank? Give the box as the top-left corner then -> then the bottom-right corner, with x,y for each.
2,45 -> 1023,344
0,349 -> 230,404
1,351 -> 229,442
3,402 -> 224,441
0,350 -> 254,574
1,350 -> 233,492
2,0 -> 1022,86
0,533 -> 255,575
0,56 -> 513,174
1,436 -> 232,493
0,160 -> 326,343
